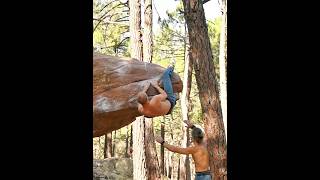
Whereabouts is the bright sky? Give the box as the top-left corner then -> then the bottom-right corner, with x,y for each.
152,0 -> 221,32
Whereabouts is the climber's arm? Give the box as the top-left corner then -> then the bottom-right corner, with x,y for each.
164,143 -> 196,155
151,82 -> 167,100
155,136 -> 196,155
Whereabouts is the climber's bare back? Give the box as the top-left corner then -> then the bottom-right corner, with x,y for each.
138,94 -> 171,117
192,144 -> 210,172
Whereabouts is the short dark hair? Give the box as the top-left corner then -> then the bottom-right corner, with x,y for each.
191,126 -> 204,144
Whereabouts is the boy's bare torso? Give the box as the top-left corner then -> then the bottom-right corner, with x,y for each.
192,144 -> 210,172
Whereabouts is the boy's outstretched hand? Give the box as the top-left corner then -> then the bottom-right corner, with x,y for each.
184,120 -> 194,128
155,136 -> 164,144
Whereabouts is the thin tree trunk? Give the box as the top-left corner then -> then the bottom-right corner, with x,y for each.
165,150 -> 169,177
145,119 -> 161,179
130,124 -> 133,158
130,125 -> 133,147
143,0 -> 153,62
218,0 -> 227,144
143,0 -> 161,178
179,22 -> 193,180
125,126 -> 129,158
98,136 -> 102,159
218,0 -> 228,178
182,0 -> 227,179
112,130 -> 117,157
132,117 -> 147,180
129,0 -> 143,60
172,159 -> 176,180
169,117 -> 174,179
160,117 -> 165,175
165,150 -> 172,178
104,132 -> 112,158
130,0 -> 147,179
177,160 -> 180,180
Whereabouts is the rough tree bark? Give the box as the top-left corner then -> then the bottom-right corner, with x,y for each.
160,117 -> 165,176
104,132 -> 112,158
143,0 -> 161,178
130,125 -> 133,158
125,126 -> 129,157
130,0 -> 147,179
182,0 -> 227,179
112,130 -> 116,157
169,115 -> 175,179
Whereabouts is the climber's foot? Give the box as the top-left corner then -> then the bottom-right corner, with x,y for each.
174,93 -> 180,100
168,59 -> 175,69
168,64 -> 174,70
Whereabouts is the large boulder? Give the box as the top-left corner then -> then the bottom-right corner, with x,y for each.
93,53 -> 183,137
93,158 -> 133,180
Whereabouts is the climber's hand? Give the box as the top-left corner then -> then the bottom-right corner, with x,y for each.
184,120 -> 194,128
151,81 -> 159,87
143,82 -> 151,92
155,136 -> 164,144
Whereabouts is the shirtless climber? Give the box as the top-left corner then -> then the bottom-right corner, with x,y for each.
137,66 -> 177,118
155,121 -> 212,180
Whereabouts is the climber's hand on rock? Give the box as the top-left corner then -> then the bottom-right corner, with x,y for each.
151,81 -> 159,87
143,82 -> 151,92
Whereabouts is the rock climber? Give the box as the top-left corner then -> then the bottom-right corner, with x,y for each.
137,65 -> 177,118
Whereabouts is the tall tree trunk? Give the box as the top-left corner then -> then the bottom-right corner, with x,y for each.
144,119 -> 161,179
98,136 -> 102,159
129,0 -> 143,60
132,117 -> 147,180
218,0 -> 228,178
104,132 -> 112,158
177,160 -> 180,180
130,125 -> 133,147
130,0 -> 147,179
143,0 -> 153,62
218,0 -> 227,144
165,150 -> 169,177
130,124 -> 133,158
165,150 -> 172,178
172,159 -> 177,180
125,126 -> 129,158
143,0 -> 161,179
112,130 -> 117,157
182,0 -> 227,179
169,116 -> 174,179
160,117 -> 165,176
179,22 -> 193,180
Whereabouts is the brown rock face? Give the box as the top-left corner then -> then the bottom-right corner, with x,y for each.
93,53 -> 183,137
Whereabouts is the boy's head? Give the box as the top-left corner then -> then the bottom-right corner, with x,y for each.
191,126 -> 204,144
137,92 -> 148,104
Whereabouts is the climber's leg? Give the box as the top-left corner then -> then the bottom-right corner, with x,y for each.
161,66 -> 176,114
